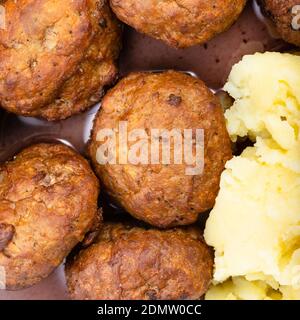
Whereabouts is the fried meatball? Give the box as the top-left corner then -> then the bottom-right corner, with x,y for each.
259,0 -> 300,46
0,143 -> 100,290
65,222 -> 213,300
89,71 -> 232,228
0,0 -> 122,121
110,0 -> 246,48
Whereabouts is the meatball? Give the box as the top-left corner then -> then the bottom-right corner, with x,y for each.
0,143 -> 100,290
65,222 -> 213,300
0,0 -> 122,121
110,0 -> 246,48
259,0 -> 300,46
89,71 -> 232,228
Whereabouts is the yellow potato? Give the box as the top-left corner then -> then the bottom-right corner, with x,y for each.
204,52 -> 300,300
205,277 -> 299,300
225,52 -> 300,173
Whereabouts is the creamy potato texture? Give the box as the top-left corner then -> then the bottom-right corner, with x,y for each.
225,52 -> 300,173
204,52 -> 300,300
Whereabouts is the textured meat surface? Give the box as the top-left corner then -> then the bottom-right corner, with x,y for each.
89,71 -> 232,228
66,222 -> 214,300
259,0 -> 300,46
0,0 -> 122,120
0,143 -> 100,290
110,0 -> 246,48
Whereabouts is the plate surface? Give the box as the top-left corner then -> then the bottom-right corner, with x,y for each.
0,1 -> 289,300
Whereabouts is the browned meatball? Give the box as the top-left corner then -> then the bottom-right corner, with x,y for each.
65,222 -> 213,300
110,0 -> 246,48
89,71 -> 232,228
0,0 -> 122,121
0,143 -> 100,290
259,0 -> 300,46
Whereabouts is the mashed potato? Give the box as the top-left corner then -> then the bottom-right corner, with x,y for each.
225,52 -> 300,173
204,52 -> 300,300
205,277 -> 300,300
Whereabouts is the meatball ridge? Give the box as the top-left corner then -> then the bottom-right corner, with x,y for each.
89,71 -> 232,228
0,143 -> 100,290
110,0 -> 246,48
66,223 -> 214,300
259,0 -> 300,46
0,0 -> 122,120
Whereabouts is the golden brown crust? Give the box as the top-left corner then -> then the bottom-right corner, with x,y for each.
0,0 -> 122,120
89,71 -> 232,228
110,0 -> 246,48
259,0 -> 300,46
65,222 -> 214,300
0,143 -> 100,290
37,1 -> 123,120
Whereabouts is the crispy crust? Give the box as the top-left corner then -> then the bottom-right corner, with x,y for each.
0,143 -> 100,290
65,222 -> 214,300
259,0 -> 300,46
89,71 -> 232,228
0,0 -> 122,120
110,0 -> 246,48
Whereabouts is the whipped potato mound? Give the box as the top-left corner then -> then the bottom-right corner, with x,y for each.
204,52 -> 300,300
225,52 -> 300,173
